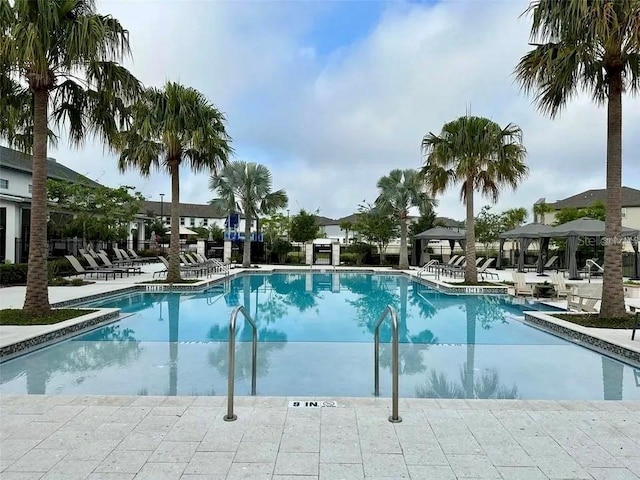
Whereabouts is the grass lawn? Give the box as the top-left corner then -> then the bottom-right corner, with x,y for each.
0,309 -> 97,326
552,313 -> 638,329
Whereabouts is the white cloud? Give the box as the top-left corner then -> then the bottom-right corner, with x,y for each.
47,0 -> 639,221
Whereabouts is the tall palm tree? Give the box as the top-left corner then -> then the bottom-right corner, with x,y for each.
515,0 -> 640,318
210,161 -> 288,268
0,0 -> 141,315
375,169 -> 435,270
421,116 -> 528,283
117,82 -> 232,282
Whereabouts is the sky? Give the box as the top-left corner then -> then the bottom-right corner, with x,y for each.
45,0 -> 640,221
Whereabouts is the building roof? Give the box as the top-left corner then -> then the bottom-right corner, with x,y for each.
0,145 -> 101,187
143,200 -> 256,219
548,187 -> 640,209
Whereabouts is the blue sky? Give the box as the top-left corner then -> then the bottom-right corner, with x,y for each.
39,0 -> 640,221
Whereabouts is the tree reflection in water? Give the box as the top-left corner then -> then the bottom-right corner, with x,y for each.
416,363 -> 519,399
208,275 -> 288,381
0,325 -> 140,394
341,274 -> 438,375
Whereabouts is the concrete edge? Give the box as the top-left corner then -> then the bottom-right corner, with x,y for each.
522,311 -> 640,367
0,308 -> 121,362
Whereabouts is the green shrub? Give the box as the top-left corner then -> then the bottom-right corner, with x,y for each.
340,252 -> 359,265
0,263 -> 29,285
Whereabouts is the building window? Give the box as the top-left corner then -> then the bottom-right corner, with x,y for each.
621,208 -> 626,218
180,217 -> 185,226
0,179 -> 8,189
190,218 -> 195,227
203,219 -> 208,226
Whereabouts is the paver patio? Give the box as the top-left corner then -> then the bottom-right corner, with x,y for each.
1,395 -> 639,479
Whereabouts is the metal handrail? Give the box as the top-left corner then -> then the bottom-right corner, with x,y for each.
417,260 -> 439,278
373,305 -> 402,423
223,306 -> 258,422
586,259 -> 604,283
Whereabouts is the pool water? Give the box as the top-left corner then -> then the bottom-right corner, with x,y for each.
1,273 -> 638,400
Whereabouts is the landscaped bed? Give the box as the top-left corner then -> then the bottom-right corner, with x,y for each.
552,313 -> 638,329
0,309 -> 98,326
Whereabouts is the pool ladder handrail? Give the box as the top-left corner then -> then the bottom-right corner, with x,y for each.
223,305 -> 258,422
374,305 -> 402,423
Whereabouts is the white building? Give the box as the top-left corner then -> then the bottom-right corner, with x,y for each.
0,145 -> 111,263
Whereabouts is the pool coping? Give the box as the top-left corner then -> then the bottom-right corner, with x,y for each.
523,311 -> 640,367
0,308 -> 121,362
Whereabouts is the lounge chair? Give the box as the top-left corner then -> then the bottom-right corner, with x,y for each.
544,255 -> 559,272
118,248 -> 146,264
96,253 -> 142,275
567,285 -> 602,313
478,258 -> 497,280
65,255 -> 121,280
155,256 -> 206,278
127,247 -> 154,264
512,272 -> 534,296
550,272 -> 572,298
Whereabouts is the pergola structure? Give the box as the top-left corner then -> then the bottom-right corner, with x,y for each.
413,227 -> 466,266
541,218 -> 640,280
498,222 -> 555,273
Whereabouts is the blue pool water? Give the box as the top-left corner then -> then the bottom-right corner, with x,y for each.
1,273 -> 639,400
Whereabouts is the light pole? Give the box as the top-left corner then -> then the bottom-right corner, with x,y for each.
159,193 -> 165,222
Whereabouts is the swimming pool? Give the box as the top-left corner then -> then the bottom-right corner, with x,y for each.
1,272 -> 638,400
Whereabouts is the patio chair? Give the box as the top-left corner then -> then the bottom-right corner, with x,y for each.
127,247 -> 154,264
475,257 -> 484,266
118,248 -> 146,264
97,253 -> 142,275
65,255 -> 120,281
544,255 -> 559,271
512,272 -> 534,296
550,272 -> 572,298
567,284 -> 602,313
157,256 -> 206,278
478,258 -> 497,280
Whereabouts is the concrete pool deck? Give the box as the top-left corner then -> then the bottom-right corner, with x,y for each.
1,265 -> 640,478
1,395 -> 639,479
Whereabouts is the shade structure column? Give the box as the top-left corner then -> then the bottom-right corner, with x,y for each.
518,238 -> 532,272
567,235 -> 579,280
497,238 -> 505,270
458,239 -> 466,253
537,237 -> 550,275
632,236 -> 640,280
448,239 -> 456,258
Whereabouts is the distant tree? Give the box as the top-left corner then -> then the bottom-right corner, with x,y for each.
47,180 -> 144,242
533,201 -> 553,224
340,221 -> 354,244
352,203 -> 398,264
409,206 -> 439,239
502,207 -> 528,231
210,161 -> 288,268
375,168 -> 436,269
262,213 -> 290,262
289,209 -> 320,244
475,206 -> 504,255
554,201 -> 606,225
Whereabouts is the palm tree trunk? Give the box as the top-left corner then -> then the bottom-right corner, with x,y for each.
23,88 -> 51,315
168,294 -> 180,396
399,215 -> 409,269
464,180 -> 477,283
243,210 -> 252,268
600,69 -> 625,318
166,159 -> 182,282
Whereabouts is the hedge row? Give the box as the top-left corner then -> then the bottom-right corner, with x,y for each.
0,258 -> 77,286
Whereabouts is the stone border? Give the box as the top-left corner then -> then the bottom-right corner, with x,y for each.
523,311 -> 640,367
0,308 -> 121,362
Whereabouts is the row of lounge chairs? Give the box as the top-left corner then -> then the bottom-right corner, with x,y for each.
153,253 -> 230,278
419,255 -> 498,280
65,252 -> 144,281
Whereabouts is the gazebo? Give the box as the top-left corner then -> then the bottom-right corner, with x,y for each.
499,222 -> 556,273
413,227 -> 466,266
542,218 -> 640,280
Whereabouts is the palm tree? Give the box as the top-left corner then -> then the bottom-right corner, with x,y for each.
421,116 -> 528,283
117,82 -> 232,282
0,0 -> 141,315
533,201 -> 553,224
502,207 -> 529,230
375,169 -> 435,270
515,1 -> 640,317
210,161 -> 288,268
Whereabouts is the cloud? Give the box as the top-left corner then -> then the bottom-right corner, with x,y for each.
47,0 -> 639,222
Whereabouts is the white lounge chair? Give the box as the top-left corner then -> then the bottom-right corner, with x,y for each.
478,258 -> 497,280
550,272 -> 572,298
512,272 -> 534,296
567,285 -> 602,313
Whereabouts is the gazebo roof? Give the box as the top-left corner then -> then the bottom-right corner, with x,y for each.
545,217 -> 639,238
414,226 -> 466,240
499,222 -> 555,239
